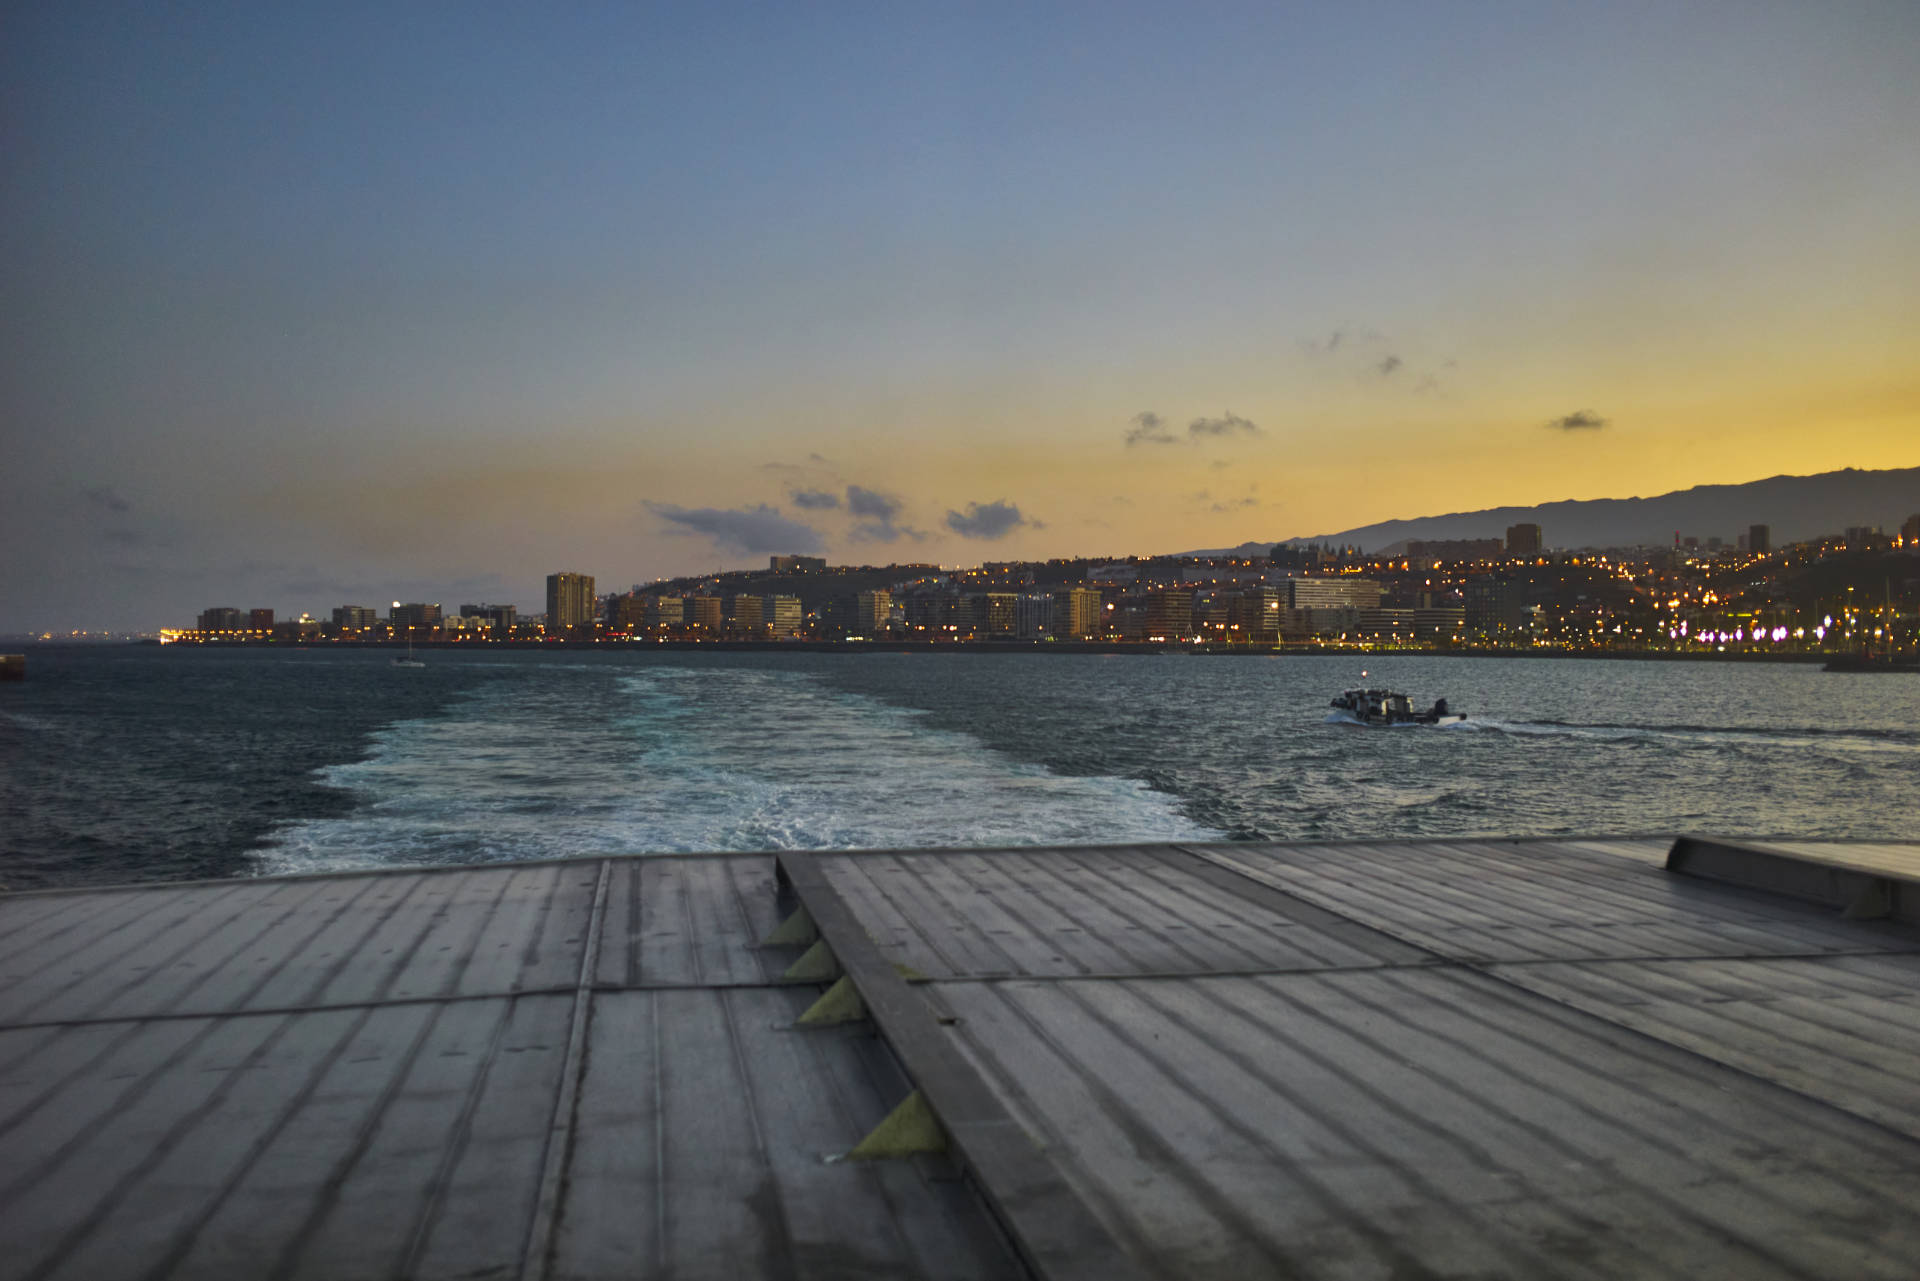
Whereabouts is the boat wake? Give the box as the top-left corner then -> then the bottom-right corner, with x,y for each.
259,665 -> 1219,874
1456,718 -> 1918,754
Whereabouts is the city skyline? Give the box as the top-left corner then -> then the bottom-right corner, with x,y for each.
154,515 -> 1917,663
5,3 -> 1918,632
12,460 -> 1920,637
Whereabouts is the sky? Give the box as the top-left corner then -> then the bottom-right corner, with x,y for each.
4,1 -> 1918,631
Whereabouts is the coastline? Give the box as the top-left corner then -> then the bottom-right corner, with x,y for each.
88,638 -> 1865,664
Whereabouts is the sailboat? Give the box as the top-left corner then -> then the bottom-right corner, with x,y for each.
391,633 -> 426,668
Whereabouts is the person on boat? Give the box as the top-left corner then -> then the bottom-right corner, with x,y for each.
1433,697 -> 1448,718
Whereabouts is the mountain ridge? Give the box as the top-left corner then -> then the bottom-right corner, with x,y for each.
1183,465 -> 1920,557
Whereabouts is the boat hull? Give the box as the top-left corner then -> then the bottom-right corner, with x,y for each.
1325,711 -> 1467,729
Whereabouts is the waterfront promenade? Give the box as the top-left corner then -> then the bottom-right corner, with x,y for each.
2,835 -> 1918,1279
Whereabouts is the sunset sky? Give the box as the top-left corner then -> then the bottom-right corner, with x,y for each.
5,2 -> 1917,630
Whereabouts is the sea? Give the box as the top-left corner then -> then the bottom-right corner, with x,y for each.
2,645 -> 1916,890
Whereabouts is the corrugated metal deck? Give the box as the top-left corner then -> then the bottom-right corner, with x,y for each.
3,835 -> 1919,1279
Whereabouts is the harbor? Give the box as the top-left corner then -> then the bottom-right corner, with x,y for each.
3,834 -> 1918,1279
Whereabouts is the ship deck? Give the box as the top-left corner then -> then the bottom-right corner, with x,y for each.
3,834 -> 1919,1279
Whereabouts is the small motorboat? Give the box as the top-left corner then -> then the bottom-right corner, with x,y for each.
1327,688 -> 1465,727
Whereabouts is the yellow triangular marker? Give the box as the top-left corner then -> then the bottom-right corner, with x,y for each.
846,1090 -> 946,1160
781,939 -> 841,983
797,975 -> 866,1026
762,906 -> 818,947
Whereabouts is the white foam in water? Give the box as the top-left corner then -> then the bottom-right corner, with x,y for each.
259,666 -> 1219,874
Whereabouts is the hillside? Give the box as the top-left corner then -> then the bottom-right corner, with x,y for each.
1191,466 -> 1920,556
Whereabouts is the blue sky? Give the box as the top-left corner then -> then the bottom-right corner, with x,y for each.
5,2 -> 1917,629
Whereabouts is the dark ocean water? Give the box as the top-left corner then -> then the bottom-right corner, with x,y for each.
3,645 -> 1916,889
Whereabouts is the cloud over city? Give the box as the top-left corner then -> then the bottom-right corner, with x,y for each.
846,485 -> 921,542
646,502 -> 823,554
945,500 -> 1030,540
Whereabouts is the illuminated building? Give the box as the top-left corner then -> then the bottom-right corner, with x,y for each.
460,603 -> 518,634
1414,607 -> 1467,641
1467,578 -> 1528,635
1281,578 -> 1382,610
966,592 -> 1019,639
769,555 -> 826,573
1354,608 -> 1414,640
1014,593 -> 1053,639
197,607 -> 242,632
1229,587 -> 1280,642
248,609 -> 275,631
1052,587 -> 1103,639
688,596 -> 723,633
855,590 -> 891,635
332,605 -> 377,630
1144,590 -> 1193,641
727,595 -> 765,636
649,597 -> 684,628
546,572 -> 596,630
390,603 -> 442,632
763,595 -> 803,637
608,594 -> 648,631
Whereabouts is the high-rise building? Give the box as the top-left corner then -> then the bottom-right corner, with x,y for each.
1144,590 -> 1194,641
1052,587 -> 1103,639
197,607 -> 243,632
546,573 -> 596,631
1902,514 -> 1920,546
900,589 -> 960,635
688,596 -> 723,633
855,590 -> 892,635
1230,587 -> 1280,642
248,609 -> 275,632
727,595 -> 765,636
333,605 -> 378,631
649,597 -> 685,628
1748,525 -> 1771,556
762,595 -> 803,637
390,602 -> 442,632
1506,524 -> 1543,557
1280,578 -> 1382,610
966,593 -> 1019,639
1015,593 -> 1054,639
608,594 -> 648,631
1466,578 -> 1528,635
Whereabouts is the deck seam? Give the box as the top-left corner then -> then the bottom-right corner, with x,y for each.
520,857 -> 612,1281
775,849 -> 1150,1281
